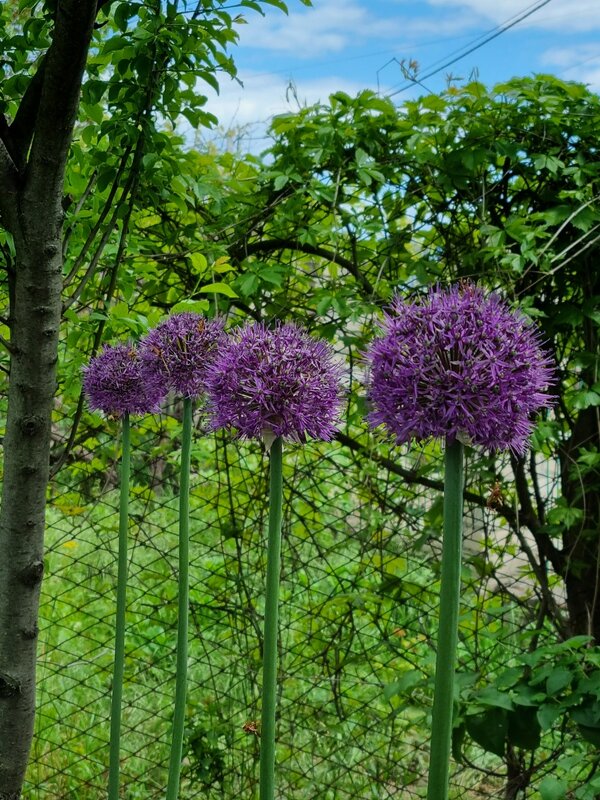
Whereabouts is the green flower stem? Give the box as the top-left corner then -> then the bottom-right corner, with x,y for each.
427,438 -> 465,800
108,412 -> 131,800
166,397 -> 193,800
259,436 -> 284,800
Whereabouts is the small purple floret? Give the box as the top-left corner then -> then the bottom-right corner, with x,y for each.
205,321 -> 345,442
139,313 -> 225,400
83,343 -> 165,417
365,284 -> 554,454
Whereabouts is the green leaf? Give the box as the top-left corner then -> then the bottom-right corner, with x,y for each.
546,667 -> 573,695
476,687 -> 514,711
537,703 -> 563,731
81,102 -> 103,125
189,253 -> 208,274
260,0 -> 290,11
571,699 -> 600,728
452,722 -> 466,763
578,669 -> 600,697
507,706 -> 541,750
101,35 -> 130,55
137,214 -> 162,230
110,301 -> 129,320
212,257 -> 234,273
259,266 -> 285,286
533,153 -> 564,174
383,671 -> 422,700
198,282 -> 238,298
84,79 -> 107,105
547,500 -> 584,528
576,724 -> 600,747
572,389 -> 600,410
273,174 -> 289,190
237,274 -> 259,297
170,300 -> 210,315
495,668 -> 523,691
539,776 -> 568,800
114,3 -> 133,32
96,166 -> 116,194
465,708 -> 507,757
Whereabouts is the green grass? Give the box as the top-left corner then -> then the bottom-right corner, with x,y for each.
26,438 -> 540,799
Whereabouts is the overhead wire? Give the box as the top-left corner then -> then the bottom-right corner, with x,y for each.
387,0 -> 554,98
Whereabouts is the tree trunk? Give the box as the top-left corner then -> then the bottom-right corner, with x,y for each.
0,2 -> 97,793
0,229 -> 63,795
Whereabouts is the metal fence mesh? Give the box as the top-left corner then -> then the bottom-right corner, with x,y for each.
22,401 -> 564,800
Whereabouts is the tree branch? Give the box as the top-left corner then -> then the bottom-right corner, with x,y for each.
235,238 -> 375,296
337,431 -> 570,631
8,59 -> 47,171
24,0 -> 97,213
335,431 -> 506,515
63,146 -> 133,284
334,431 -> 561,543
511,455 -> 564,574
0,136 -> 19,231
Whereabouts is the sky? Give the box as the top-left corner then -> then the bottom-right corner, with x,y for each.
200,0 -> 600,147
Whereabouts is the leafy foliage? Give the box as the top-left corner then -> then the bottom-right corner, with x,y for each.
3,37 -> 600,797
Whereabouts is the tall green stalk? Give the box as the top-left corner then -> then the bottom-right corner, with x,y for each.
166,397 -> 193,800
108,412 -> 131,800
259,436 -> 284,800
427,438 -> 464,800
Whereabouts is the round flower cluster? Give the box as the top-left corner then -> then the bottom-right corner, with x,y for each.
365,284 -> 554,454
83,343 -> 165,418
204,322 -> 344,442
138,313 -> 225,400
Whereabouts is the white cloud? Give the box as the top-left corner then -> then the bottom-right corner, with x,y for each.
425,0 -> 600,32
576,67 -> 600,90
178,0 -> 600,152
206,71 -> 380,126
541,44 -> 600,68
194,71 -> 386,152
540,45 -> 600,88
235,0 -> 476,58
236,0 -> 390,57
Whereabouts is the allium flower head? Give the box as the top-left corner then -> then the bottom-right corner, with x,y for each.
139,313 -> 225,399
83,343 -> 165,417
366,284 -> 554,454
205,321 -> 344,442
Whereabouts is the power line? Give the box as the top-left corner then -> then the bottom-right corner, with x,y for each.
387,0 -> 554,98
559,50 -> 600,78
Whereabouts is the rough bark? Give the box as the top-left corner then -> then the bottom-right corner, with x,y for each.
0,229 -> 64,796
0,2 -> 97,794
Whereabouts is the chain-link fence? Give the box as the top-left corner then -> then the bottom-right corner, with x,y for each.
22,401 -> 568,800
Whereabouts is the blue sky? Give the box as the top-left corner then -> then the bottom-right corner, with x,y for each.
201,0 -> 600,144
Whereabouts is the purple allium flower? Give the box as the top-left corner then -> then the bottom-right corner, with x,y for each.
205,321 -> 344,442
83,343 -> 166,417
138,313 -> 225,400
365,284 -> 554,455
